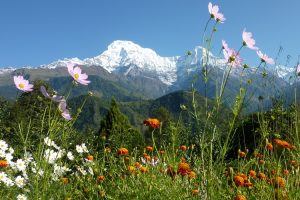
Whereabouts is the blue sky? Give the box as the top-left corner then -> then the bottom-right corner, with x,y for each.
0,0 -> 299,68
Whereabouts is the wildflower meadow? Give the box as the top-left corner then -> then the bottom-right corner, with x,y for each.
0,2 -> 300,200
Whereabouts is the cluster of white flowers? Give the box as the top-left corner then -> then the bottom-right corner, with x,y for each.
44,149 -> 65,164
141,157 -> 159,167
0,138 -> 96,199
76,143 -> 89,153
52,164 -> 71,181
44,137 -> 60,149
0,140 -> 14,164
0,171 -> 14,186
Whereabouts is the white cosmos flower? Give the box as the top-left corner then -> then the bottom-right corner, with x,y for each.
67,152 -> 74,160
15,176 -> 26,188
0,171 -> 8,182
17,194 -> 27,200
81,143 -> 89,153
4,177 -> 14,186
5,153 -> 13,164
15,159 -> 26,171
44,137 -> 55,147
0,150 -> 5,158
8,147 -> 14,154
76,145 -> 83,153
0,140 -> 8,151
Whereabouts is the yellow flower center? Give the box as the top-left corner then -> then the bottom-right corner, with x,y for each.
74,73 -> 79,79
19,83 -> 25,89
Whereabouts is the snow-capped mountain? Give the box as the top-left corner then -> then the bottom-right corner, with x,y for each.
0,39 -> 297,112
1,40 -> 296,86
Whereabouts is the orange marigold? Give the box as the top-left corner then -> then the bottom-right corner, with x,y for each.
266,143 -> 273,151
258,159 -> 265,165
146,146 -> 153,152
180,145 -> 187,151
0,160 -> 8,168
62,177 -> 69,184
177,162 -> 190,176
159,150 -> 165,155
239,150 -> 246,158
272,176 -> 285,188
248,170 -> 256,178
191,189 -> 199,195
188,171 -> 197,180
283,169 -> 289,176
143,118 -> 160,129
135,162 -> 141,168
87,155 -> 94,161
235,194 -> 246,200
97,175 -> 105,183
234,175 -> 245,187
128,166 -> 136,174
258,172 -> 267,180
140,166 -> 148,173
117,147 -> 129,156
289,160 -> 297,165
274,139 -> 295,150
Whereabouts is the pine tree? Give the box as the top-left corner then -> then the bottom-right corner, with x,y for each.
98,98 -> 144,151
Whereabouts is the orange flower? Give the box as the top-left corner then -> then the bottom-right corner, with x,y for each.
135,162 -> 141,168
272,176 -> 285,188
239,150 -> 246,158
143,118 -> 160,129
0,160 -> 8,168
146,146 -> 153,152
117,148 -> 129,156
140,166 -> 148,173
283,169 -> 289,176
177,162 -> 190,176
244,180 -> 253,188
266,143 -> 273,151
188,171 -> 197,180
289,160 -> 297,165
258,160 -> 265,165
191,189 -> 199,195
258,172 -> 267,180
62,177 -> 69,184
248,170 -> 256,178
180,145 -> 187,151
159,150 -> 165,155
235,195 -> 246,200
128,166 -> 136,174
87,155 -> 94,161
234,175 -> 245,187
274,139 -> 295,150
97,175 -> 105,183
144,155 -> 151,161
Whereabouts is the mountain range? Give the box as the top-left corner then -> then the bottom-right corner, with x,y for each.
0,40 -> 298,111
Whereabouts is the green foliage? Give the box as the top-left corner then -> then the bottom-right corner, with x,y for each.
97,98 -> 144,151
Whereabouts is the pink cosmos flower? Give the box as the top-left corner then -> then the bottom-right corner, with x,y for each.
242,29 -> 259,50
222,40 -> 229,51
40,86 -> 64,102
296,64 -> 300,76
208,2 -> 225,23
67,63 -> 90,85
58,100 -> 72,121
13,76 -> 34,92
256,51 -> 274,65
223,48 -> 243,67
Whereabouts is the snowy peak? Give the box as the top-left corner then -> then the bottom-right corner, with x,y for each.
84,40 -> 178,85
